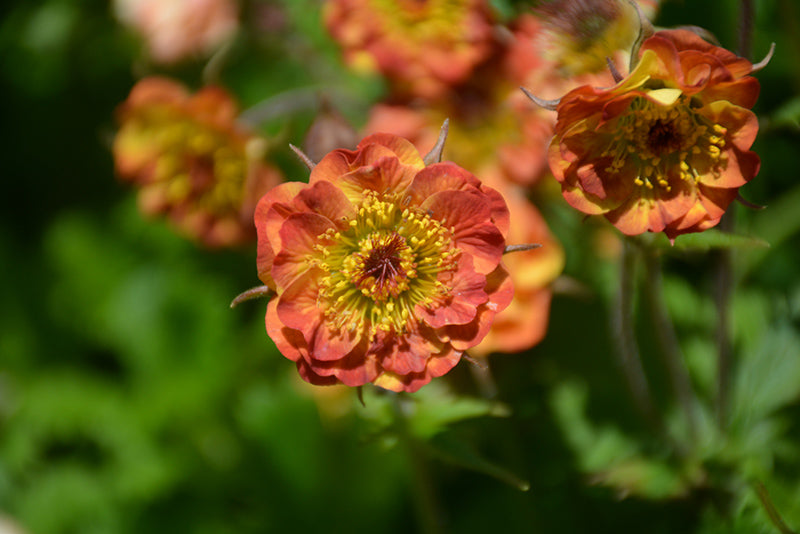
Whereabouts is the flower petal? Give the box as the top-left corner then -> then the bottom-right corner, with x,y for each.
255,182 -> 306,286
417,257 -> 488,328
271,212 -> 335,290
276,274 -> 361,362
422,190 -> 504,274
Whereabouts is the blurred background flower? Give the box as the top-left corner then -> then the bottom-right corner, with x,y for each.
114,77 -> 284,247
114,0 -> 239,64
324,0 -> 495,100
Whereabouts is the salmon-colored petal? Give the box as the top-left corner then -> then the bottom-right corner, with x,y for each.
605,175 -> 695,235
294,180 -> 356,229
406,163 -> 511,237
702,78 -> 760,109
265,299 -> 306,363
271,212 -> 335,290
373,346 -> 461,393
471,288 -> 552,356
296,359 -> 340,386
357,133 -> 426,169
405,163 -> 483,204
372,332 -> 432,376
255,182 -> 306,286
422,190 -> 504,274
438,265 -> 513,351
417,258 -> 488,329
276,275 -> 361,362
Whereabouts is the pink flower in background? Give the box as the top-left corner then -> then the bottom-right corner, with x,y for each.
115,0 -> 238,64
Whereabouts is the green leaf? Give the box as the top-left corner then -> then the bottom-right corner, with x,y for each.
740,182 -> 800,279
769,95 -> 800,130
407,388 -> 511,440
550,381 -> 693,499
731,323 -> 800,425
357,382 -> 511,441
426,433 -> 530,491
652,229 -> 770,252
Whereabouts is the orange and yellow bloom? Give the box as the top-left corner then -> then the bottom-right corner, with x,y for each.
114,77 -> 282,247
255,134 -> 513,392
547,29 -> 761,239
470,177 -> 564,356
324,0 -> 495,100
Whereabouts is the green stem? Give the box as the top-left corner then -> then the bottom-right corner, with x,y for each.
642,248 -> 699,444
754,481 -> 798,534
611,240 -> 661,432
714,212 -> 735,429
392,396 -> 443,534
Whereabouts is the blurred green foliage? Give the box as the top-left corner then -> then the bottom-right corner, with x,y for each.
1,0 -> 800,533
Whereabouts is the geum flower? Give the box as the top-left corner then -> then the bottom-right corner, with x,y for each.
324,0 -> 495,100
114,77 -> 282,247
254,133 -> 513,392
545,29 -> 763,239
469,176 -> 564,356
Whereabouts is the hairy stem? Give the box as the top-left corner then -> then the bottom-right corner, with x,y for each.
754,481 -> 798,534
611,240 -> 661,432
642,249 -> 699,444
738,0 -> 755,59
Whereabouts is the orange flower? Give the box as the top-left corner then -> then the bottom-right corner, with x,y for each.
470,176 -> 564,356
115,0 -> 239,64
547,30 -> 761,239
114,77 -> 282,247
255,134 -> 513,392
324,0 -> 495,100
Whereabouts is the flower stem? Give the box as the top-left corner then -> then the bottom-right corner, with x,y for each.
754,481 -> 798,534
714,209 -> 736,428
642,248 -> 699,444
738,0 -> 755,59
611,240 -> 661,432
392,396 -> 443,534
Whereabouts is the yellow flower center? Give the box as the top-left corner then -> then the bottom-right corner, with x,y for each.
602,96 -> 727,192
132,107 -> 247,213
312,191 -> 459,337
372,0 -> 469,39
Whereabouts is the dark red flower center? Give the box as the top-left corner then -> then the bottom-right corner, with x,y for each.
355,233 -> 407,292
646,119 -> 683,155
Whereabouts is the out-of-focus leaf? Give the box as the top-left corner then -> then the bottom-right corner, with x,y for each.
652,230 -> 770,252
407,384 -> 511,440
769,95 -> 800,130
662,275 -> 716,330
427,433 -> 530,491
740,182 -> 800,279
357,383 -> 510,442
551,381 -> 693,499
683,337 -> 718,396
730,323 -> 800,424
